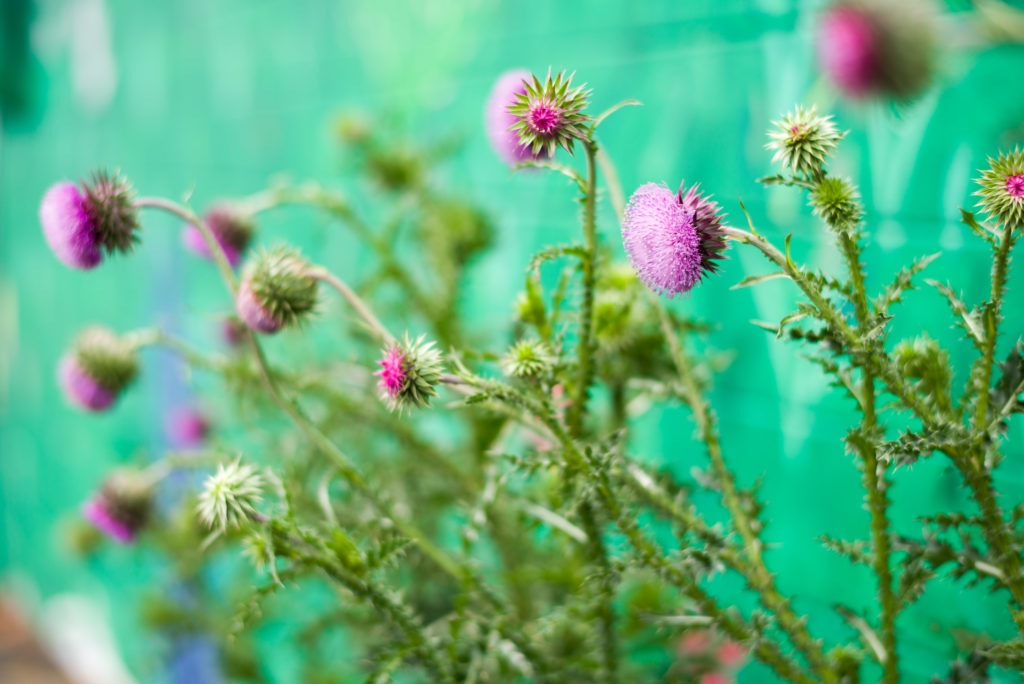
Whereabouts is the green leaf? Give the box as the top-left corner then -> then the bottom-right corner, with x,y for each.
877,424 -> 970,468
592,98 -> 642,128
513,159 -> 586,191
730,271 -> 790,289
988,340 -> 1024,428
836,605 -> 886,664
784,233 -> 796,271
873,252 -> 940,315
927,279 -> 986,349
961,208 -> 1000,247
526,243 -> 587,275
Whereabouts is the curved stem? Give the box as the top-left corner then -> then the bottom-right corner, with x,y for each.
307,266 -> 396,345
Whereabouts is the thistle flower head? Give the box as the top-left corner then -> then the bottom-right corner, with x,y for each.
819,5 -> 879,96
374,333 -> 444,414
236,247 -> 319,334
182,205 -> 255,268
59,326 -> 138,412
197,458 -> 265,531
508,69 -> 591,157
622,181 -> 728,298
82,468 -> 152,544
502,339 -> 555,378
486,69 -> 546,165
39,170 -> 139,269
976,148 -> 1024,231
766,106 -> 844,177
809,176 -> 863,229
165,406 -> 210,449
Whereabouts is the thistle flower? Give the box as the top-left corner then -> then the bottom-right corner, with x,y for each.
508,69 -> 591,157
236,247 -> 318,334
766,106 -> 844,178
502,339 -> 555,378
82,469 -> 151,544
39,170 -> 139,269
818,0 -> 936,99
182,205 -> 254,268
374,333 -> 444,414
809,176 -> 863,229
622,181 -> 728,298
165,406 -> 210,449
58,327 -> 138,412
976,148 -> 1024,231
197,459 -> 265,531
486,70 -> 547,165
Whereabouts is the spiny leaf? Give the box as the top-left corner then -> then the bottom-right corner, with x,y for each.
877,424 -> 970,468
593,98 -> 642,128
873,252 -> 940,315
526,243 -> 587,275
927,279 -> 986,349
988,340 -> 1024,428
731,271 -> 791,289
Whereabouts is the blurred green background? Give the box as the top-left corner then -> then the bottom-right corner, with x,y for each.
3,0 -> 1024,681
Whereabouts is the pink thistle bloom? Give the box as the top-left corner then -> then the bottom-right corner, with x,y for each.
1007,174 -> 1024,198
165,407 -> 210,449
59,355 -> 115,411
82,497 -> 136,543
40,182 -> 102,269
485,70 -> 543,165
236,278 -> 284,334
818,5 -> 879,97
375,345 -> 408,400
716,641 -> 748,669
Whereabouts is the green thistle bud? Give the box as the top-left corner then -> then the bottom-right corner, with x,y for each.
502,339 -> 555,378
508,69 -> 592,157
196,458 -> 265,531
809,177 -> 863,230
766,106 -> 845,178
374,333 -> 445,414
237,246 -> 319,333
975,148 -> 1024,231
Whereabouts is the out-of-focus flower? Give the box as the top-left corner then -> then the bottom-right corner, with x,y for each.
716,641 -> 748,669
165,406 -> 210,449
622,181 -> 727,298
59,327 -> 138,412
508,69 -> 591,157
40,171 -> 139,269
236,247 -> 318,334
766,106 -> 844,178
374,334 -> 444,414
502,339 -> 555,378
197,459 -> 265,531
82,469 -> 151,543
976,148 -> 1024,231
182,205 -> 254,268
486,69 -> 547,165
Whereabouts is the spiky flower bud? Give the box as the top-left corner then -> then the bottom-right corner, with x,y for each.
59,326 -> 139,412
766,106 -> 844,177
809,176 -> 863,230
196,459 -> 265,531
374,333 -> 444,414
40,170 -> 139,269
818,0 -> 936,99
502,339 -> 555,378
236,247 -> 319,334
622,181 -> 728,298
486,69 -> 547,165
82,468 -> 152,544
182,205 -> 255,268
976,148 -> 1024,231
508,69 -> 591,157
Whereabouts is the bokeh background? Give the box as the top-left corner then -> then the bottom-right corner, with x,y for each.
3,0 -> 1024,681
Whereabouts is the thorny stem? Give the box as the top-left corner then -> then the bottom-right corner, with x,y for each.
653,297 -> 835,682
972,223 -> 1016,432
307,266 -> 397,345
567,139 -> 599,436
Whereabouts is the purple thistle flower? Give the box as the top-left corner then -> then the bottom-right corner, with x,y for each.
58,327 -> 138,412
622,182 -> 728,298
83,497 -> 136,543
165,407 -> 210,449
40,182 -> 102,269
59,355 -> 115,411
375,346 -> 407,401
182,206 -> 254,268
818,5 -> 878,97
82,470 -> 151,544
236,278 -> 284,334
486,70 -> 543,165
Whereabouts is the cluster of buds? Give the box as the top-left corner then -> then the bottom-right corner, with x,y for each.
40,171 -> 140,269
236,247 -> 319,334
58,327 -> 139,412
82,468 -> 152,544
374,333 -> 444,414
196,459 -> 265,532
182,204 -> 255,268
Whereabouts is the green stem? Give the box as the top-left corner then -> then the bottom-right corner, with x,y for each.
307,266 -> 396,345
567,140 -> 599,437
972,223 -> 1016,432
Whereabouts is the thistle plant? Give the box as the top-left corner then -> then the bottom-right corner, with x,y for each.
48,74 -> 1024,684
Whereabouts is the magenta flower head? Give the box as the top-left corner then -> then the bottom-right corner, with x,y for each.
508,69 -> 591,157
39,170 -> 140,269
59,326 -> 139,412
374,333 -> 444,414
182,205 -> 255,268
817,0 -> 936,99
622,181 -> 727,298
976,148 -> 1024,231
165,406 -> 210,449
236,247 -> 319,334
486,69 -> 546,165
82,469 -> 151,544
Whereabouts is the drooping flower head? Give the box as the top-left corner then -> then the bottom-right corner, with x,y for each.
374,333 -> 444,414
236,246 -> 319,334
165,406 -> 211,449
59,326 -> 139,412
622,181 -> 728,298
40,170 -> 139,269
508,69 -> 591,157
976,148 -> 1024,231
486,69 -> 547,165
818,0 -> 936,99
502,339 -> 555,378
82,469 -> 151,544
197,458 -> 265,532
182,205 -> 255,268
766,106 -> 844,178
